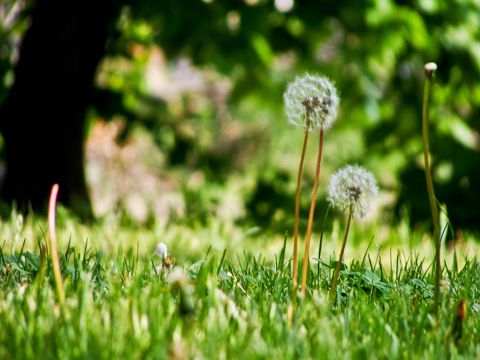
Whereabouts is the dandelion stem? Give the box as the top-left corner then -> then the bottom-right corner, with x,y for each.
292,130 -> 309,298
422,62 -> 441,315
317,205 -> 331,280
48,184 -> 65,306
329,205 -> 353,303
301,128 -> 324,295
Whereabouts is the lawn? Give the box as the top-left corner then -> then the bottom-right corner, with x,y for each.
1,212 -> 479,359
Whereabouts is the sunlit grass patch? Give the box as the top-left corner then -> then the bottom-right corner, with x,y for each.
0,213 -> 479,358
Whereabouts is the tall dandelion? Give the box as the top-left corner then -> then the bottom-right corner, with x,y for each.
422,62 -> 441,315
327,165 -> 378,302
284,74 -> 339,298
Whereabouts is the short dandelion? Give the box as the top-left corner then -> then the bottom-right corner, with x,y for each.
154,242 -> 174,273
155,242 -> 168,260
327,165 -> 378,302
284,74 -> 339,299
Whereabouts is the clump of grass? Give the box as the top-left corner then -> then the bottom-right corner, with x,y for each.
0,223 -> 479,359
326,165 -> 378,302
35,239 -> 47,288
422,62 -> 441,315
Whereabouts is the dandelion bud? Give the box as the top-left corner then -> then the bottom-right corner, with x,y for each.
424,62 -> 437,78
328,165 -> 378,219
283,73 -> 339,131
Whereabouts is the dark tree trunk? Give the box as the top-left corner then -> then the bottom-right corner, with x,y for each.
0,0 -> 121,218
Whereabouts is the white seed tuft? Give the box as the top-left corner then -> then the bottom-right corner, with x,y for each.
283,73 -> 339,131
328,165 -> 378,219
155,242 -> 168,259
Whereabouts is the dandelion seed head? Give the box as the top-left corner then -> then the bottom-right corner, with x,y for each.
328,165 -> 378,219
284,73 -> 339,131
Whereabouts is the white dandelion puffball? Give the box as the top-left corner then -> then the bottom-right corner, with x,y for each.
283,73 -> 339,131
328,165 -> 378,219
155,242 -> 168,259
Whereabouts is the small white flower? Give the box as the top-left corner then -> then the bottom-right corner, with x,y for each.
155,242 -> 168,259
328,165 -> 378,219
284,73 -> 339,131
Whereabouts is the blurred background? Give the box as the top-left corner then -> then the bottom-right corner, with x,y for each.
0,0 -> 479,235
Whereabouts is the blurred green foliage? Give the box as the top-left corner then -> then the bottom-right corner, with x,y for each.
1,0 -> 479,231
0,0 -> 29,105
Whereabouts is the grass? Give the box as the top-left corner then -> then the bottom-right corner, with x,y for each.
1,212 -> 480,359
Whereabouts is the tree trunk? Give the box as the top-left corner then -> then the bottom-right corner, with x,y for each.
0,0 -> 120,218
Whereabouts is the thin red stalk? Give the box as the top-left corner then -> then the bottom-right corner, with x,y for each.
48,184 -> 65,306
301,129 -> 324,295
292,130 -> 309,297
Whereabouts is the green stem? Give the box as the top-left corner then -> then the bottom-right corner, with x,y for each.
292,131 -> 309,298
301,129 -> 324,295
329,205 -> 353,303
422,63 -> 441,316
